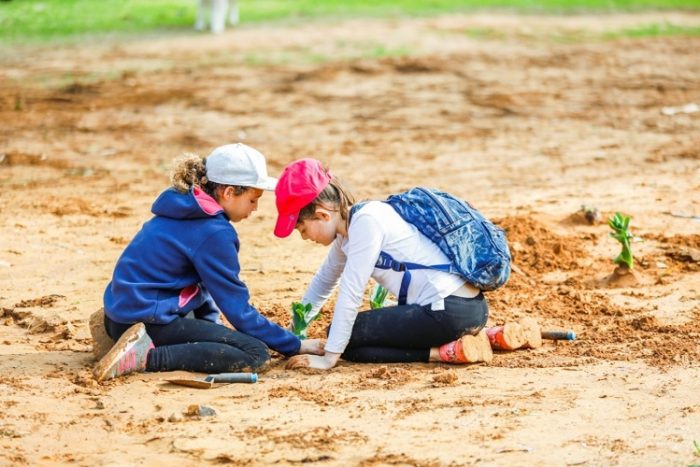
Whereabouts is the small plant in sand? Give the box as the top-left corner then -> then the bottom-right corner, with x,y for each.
291,302 -> 319,340
608,212 -> 634,270
370,284 -> 389,309
691,440 -> 700,467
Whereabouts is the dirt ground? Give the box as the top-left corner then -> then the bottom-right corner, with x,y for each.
1,11 -> 699,466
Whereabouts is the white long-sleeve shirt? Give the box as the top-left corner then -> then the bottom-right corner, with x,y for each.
301,201 -> 479,354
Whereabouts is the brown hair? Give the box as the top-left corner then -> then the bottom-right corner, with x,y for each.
297,176 -> 356,226
170,153 -> 248,198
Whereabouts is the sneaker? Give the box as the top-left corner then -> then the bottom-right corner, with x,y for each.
519,317 -> 542,349
486,322 -> 526,350
93,323 -> 154,382
439,330 -> 493,364
88,308 -> 115,361
486,318 -> 543,350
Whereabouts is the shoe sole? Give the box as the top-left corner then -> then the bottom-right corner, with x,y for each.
459,330 -> 493,363
88,308 -> 115,361
93,322 -> 146,382
519,317 -> 542,349
501,322 -> 527,350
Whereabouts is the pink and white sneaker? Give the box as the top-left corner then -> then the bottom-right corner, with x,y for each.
93,323 -> 154,382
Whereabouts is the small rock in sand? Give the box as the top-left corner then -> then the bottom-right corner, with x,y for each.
185,404 -> 216,418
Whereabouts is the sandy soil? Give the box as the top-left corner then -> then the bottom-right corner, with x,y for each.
1,12 -> 699,466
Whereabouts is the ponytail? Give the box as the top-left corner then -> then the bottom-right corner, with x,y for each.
170,153 -> 248,197
171,153 -> 207,193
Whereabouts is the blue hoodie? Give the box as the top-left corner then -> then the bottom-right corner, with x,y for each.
103,187 -> 301,356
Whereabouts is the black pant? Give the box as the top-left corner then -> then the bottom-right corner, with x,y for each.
342,293 -> 488,363
104,314 -> 270,373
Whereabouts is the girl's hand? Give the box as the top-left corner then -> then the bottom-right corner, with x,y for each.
298,338 -> 325,355
286,352 -> 340,371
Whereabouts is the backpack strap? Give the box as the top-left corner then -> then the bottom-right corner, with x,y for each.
352,201 -> 456,305
374,251 -> 452,305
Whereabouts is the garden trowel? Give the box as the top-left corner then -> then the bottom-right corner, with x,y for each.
167,372 -> 258,389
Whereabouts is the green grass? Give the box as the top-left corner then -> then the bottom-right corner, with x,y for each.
458,21 -> 700,42
1,0 -> 700,43
605,22 -> 700,38
0,0 -> 193,42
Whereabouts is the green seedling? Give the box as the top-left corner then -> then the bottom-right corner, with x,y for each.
608,212 -> 634,270
690,440 -> 700,467
291,302 -> 318,340
370,284 -> 389,309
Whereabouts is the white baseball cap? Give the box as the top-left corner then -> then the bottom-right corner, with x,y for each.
205,143 -> 277,191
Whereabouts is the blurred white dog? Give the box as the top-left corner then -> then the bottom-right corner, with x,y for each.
196,0 -> 239,34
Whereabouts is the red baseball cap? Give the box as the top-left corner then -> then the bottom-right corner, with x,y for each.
274,158 -> 332,238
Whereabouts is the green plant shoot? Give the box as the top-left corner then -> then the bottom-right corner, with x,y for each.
608,212 -> 634,269
370,284 -> 389,309
291,302 -> 318,339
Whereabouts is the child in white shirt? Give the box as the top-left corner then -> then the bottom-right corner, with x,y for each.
273,159 -> 539,370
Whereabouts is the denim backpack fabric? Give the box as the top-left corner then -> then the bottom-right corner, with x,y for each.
350,187 -> 511,305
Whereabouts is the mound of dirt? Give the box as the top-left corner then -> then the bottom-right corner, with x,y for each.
498,216 -> 588,276
597,265 -> 645,288
487,216 -> 698,369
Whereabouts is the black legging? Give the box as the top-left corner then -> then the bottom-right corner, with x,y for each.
104,313 -> 270,373
342,293 -> 488,363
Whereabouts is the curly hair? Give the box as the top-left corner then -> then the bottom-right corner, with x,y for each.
170,153 -> 248,197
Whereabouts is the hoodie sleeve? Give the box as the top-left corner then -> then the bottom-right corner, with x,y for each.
192,229 -> 301,356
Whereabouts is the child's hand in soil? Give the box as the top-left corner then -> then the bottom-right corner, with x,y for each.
286,352 -> 340,371
298,338 -> 325,355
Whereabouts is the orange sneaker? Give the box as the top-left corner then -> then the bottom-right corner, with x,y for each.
486,318 -> 542,350
438,330 -> 493,364
519,317 -> 542,349
486,322 -> 526,350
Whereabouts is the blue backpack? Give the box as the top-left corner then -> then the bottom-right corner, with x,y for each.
351,187 -> 511,305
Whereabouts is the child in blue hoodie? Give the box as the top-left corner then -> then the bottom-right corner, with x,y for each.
93,143 -> 324,382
